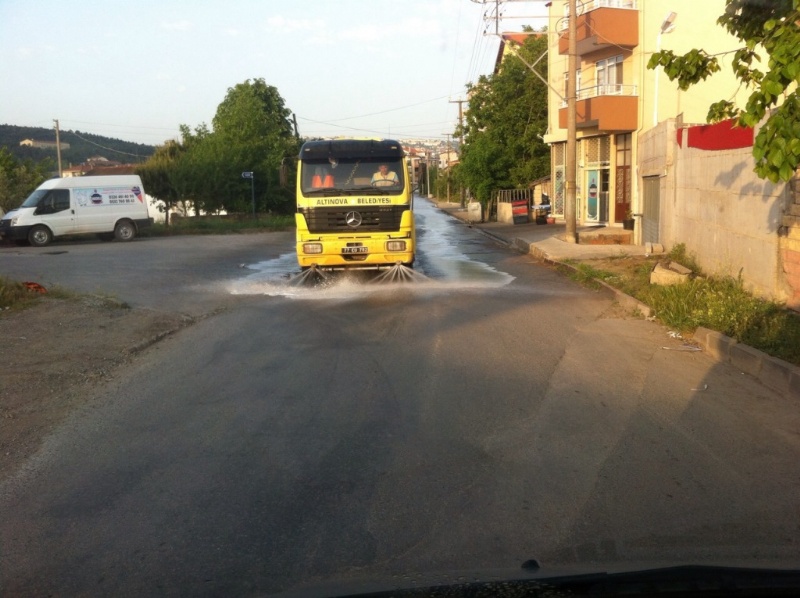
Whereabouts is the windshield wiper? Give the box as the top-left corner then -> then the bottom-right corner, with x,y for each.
304,187 -> 349,196
349,185 -> 395,195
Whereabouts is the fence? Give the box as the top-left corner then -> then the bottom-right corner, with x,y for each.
495,189 -> 534,224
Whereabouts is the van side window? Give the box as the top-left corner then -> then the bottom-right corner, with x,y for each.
52,190 -> 70,212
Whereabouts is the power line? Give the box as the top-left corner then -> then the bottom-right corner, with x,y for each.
302,95 -> 453,125
67,130 -> 148,158
61,119 -> 178,132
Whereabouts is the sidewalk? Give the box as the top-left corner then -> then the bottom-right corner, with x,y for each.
434,201 -> 649,261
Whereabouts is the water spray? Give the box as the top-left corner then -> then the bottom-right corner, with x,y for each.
287,265 -> 331,287
370,263 -> 429,284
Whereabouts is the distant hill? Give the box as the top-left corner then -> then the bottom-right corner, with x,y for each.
0,124 -> 156,166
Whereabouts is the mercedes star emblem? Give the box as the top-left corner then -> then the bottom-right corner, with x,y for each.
345,211 -> 362,228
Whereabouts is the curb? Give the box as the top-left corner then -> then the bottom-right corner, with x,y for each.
693,327 -> 800,400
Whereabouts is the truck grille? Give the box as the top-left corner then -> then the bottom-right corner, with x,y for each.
299,206 -> 406,233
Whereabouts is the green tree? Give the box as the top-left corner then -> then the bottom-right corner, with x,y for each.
136,125 -> 209,224
456,30 -> 550,205
0,148 -> 52,214
137,79 -> 299,217
648,0 -> 800,182
205,78 -> 299,214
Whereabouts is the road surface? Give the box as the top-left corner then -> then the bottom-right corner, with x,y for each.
1,199 -> 798,595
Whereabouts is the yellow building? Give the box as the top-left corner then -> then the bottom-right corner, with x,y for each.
543,0 -> 749,226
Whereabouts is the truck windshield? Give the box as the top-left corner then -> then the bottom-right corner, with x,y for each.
301,158 -> 405,195
20,189 -> 49,208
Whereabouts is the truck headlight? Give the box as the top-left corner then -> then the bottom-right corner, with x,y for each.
10,217 -> 18,226
386,240 -> 406,252
303,242 -> 323,254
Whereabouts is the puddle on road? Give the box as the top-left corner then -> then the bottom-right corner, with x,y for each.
227,199 -> 515,299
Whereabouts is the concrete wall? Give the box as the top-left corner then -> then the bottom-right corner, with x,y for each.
639,118 -> 792,303
781,177 -> 800,310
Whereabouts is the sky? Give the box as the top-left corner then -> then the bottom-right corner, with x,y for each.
0,0 -> 548,148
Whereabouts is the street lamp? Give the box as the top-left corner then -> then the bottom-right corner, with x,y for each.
242,171 -> 255,218
653,11 -> 677,127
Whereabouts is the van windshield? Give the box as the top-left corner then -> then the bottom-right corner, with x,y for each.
301,158 -> 405,196
20,189 -> 48,208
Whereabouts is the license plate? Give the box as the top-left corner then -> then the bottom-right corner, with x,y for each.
342,246 -> 369,254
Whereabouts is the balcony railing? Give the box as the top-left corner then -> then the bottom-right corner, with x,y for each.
560,84 -> 638,108
558,83 -> 639,130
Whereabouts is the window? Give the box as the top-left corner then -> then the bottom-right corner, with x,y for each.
586,136 -> 611,167
32,189 -> 70,214
596,55 -> 623,95
52,190 -> 70,212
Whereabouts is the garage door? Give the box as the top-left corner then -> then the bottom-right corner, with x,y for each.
642,176 -> 660,244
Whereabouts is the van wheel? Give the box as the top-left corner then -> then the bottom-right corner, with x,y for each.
114,221 -> 136,241
28,225 -> 53,247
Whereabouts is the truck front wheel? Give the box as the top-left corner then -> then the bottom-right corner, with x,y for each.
114,220 -> 136,241
28,225 -> 53,247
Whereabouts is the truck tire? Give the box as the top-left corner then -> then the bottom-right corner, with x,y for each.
28,225 -> 53,247
114,220 -> 136,241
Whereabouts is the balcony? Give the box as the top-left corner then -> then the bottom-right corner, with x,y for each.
558,0 -> 639,55
559,84 -> 638,131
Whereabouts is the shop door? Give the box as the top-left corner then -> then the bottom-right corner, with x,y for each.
586,170 -> 599,222
614,134 -> 631,223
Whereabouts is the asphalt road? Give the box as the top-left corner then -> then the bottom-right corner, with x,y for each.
2,199 -> 799,595
0,229 -> 295,316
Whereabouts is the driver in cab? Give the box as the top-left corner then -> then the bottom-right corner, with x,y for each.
371,164 -> 399,187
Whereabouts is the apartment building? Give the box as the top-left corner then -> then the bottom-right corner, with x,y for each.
543,0 -> 749,226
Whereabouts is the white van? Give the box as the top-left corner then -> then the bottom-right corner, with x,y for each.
0,175 -> 153,247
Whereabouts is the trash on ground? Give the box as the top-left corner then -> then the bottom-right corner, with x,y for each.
23,282 -> 47,294
662,344 -> 701,352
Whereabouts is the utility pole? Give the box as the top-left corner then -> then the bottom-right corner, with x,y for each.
53,119 -> 63,177
425,152 -> 431,198
443,133 -> 452,203
449,98 -> 466,206
471,0 -> 574,234
564,0 -> 578,243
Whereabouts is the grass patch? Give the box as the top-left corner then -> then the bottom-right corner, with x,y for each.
143,215 -> 294,237
0,277 -> 125,315
666,242 -> 702,273
615,259 -> 660,298
0,276 -> 45,312
564,243 -> 800,366
637,275 -> 800,364
561,261 -> 620,289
